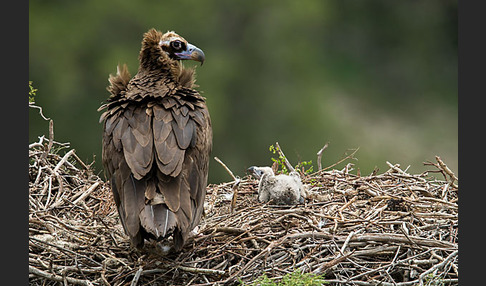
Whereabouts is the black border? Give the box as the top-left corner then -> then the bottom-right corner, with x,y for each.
7,0 -> 28,284
458,1 -> 484,285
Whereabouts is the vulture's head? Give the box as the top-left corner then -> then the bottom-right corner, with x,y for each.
139,29 -> 205,72
248,166 -> 274,180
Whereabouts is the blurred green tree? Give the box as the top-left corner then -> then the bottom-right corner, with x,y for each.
29,0 -> 457,183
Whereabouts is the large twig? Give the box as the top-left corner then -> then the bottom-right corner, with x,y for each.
73,182 -> 101,206
435,156 -> 458,183
314,250 -> 355,275
29,102 -> 51,121
214,156 -> 240,213
321,147 -> 359,171
29,265 -> 94,286
275,142 -> 295,173
30,237 -> 102,267
130,266 -> 143,286
53,149 -> 76,175
418,250 -> 458,286
317,142 -> 329,171
176,265 -> 225,276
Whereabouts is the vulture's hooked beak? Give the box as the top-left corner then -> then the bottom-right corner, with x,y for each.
174,43 -> 205,65
247,166 -> 263,179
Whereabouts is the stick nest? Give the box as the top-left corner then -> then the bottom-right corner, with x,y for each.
29,131 -> 458,285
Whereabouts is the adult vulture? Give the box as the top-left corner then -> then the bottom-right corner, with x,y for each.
98,29 -> 211,251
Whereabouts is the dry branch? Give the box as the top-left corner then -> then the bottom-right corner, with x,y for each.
275,141 -> 296,173
214,156 -> 241,213
317,142 -> 329,171
29,265 -> 94,286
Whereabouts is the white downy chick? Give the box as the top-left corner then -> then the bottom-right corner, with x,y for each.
248,166 -> 304,205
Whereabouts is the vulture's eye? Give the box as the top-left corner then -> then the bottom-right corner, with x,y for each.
171,40 -> 182,50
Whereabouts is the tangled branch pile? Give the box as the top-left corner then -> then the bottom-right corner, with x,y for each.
29,123 -> 458,285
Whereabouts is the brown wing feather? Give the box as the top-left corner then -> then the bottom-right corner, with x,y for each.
151,99 -> 211,250
102,118 -> 146,247
120,107 -> 154,180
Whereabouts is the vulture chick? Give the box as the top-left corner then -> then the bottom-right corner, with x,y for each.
98,29 -> 211,252
248,166 -> 304,205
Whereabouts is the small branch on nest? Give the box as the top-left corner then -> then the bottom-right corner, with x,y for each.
211,226 -> 247,235
30,237 -> 103,267
53,149 -> 76,175
317,142 -> 329,171
424,157 -> 458,189
321,147 -> 359,171
225,239 -> 280,284
73,182 -> 101,206
29,135 -> 46,150
29,265 -> 94,286
130,266 -> 143,286
338,230 -> 356,257
214,157 -> 241,213
41,120 -> 55,160
72,151 -> 91,171
435,156 -> 458,184
275,142 -> 295,173
386,161 -> 407,175
214,157 -> 237,182
418,250 -> 458,286
314,250 -> 355,275
29,102 -> 51,121
351,233 -> 456,249
29,101 -> 54,158
338,196 -> 358,220
176,265 -> 225,276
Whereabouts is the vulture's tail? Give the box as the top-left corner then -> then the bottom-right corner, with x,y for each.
139,203 -> 177,239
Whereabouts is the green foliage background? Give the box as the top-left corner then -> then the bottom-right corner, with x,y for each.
29,0 -> 457,183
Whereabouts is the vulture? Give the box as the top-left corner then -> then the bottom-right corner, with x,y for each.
98,29 -> 211,251
248,166 -> 305,205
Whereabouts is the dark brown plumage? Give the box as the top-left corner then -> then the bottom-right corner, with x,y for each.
98,29 -> 211,251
